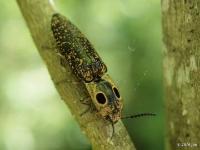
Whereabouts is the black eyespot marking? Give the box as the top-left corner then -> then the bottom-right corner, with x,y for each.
96,93 -> 107,104
113,87 -> 120,98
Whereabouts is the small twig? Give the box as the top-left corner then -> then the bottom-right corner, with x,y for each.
16,0 -> 135,150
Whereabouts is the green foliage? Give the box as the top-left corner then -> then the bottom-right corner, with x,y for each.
0,0 -> 163,150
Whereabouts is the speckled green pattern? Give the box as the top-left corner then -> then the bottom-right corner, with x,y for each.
51,13 -> 107,82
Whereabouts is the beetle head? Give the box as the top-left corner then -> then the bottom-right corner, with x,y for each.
86,74 -> 123,123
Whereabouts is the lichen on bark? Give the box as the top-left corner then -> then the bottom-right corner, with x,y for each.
162,0 -> 200,149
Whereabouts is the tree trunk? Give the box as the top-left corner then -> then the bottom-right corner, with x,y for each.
162,0 -> 200,149
16,0 -> 135,149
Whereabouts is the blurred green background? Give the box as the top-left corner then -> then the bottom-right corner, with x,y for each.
0,0 -> 164,150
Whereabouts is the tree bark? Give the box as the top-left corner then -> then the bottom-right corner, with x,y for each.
162,0 -> 200,149
16,0 -> 135,150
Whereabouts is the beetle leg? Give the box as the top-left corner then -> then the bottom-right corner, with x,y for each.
52,77 -> 80,85
80,98 -> 96,116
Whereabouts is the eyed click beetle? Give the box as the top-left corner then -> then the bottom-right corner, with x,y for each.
51,13 -> 155,137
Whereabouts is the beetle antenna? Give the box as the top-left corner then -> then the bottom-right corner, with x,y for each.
121,113 -> 156,119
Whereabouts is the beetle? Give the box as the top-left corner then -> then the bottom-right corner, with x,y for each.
51,13 -> 156,137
